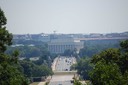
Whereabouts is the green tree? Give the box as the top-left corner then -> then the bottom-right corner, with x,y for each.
32,65 -> 53,77
73,78 -> 82,85
91,48 -> 120,64
76,57 -> 92,80
120,40 -> 128,52
90,60 -> 122,85
20,60 -> 33,78
0,9 -> 12,53
63,48 -> 78,57
20,60 -> 53,78
63,49 -> 73,56
90,40 -> 128,85
79,40 -> 120,57
0,8 -> 28,85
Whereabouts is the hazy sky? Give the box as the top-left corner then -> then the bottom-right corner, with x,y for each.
0,0 -> 128,34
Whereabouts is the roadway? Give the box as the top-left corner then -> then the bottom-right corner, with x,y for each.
55,57 -> 76,71
49,56 -> 76,85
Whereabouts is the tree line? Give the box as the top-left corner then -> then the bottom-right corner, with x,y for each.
0,8 -> 53,85
79,39 -> 120,57
75,40 -> 128,85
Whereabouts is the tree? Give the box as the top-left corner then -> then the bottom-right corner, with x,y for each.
89,60 -> 122,85
63,49 -> 73,56
90,40 -> 128,85
76,57 -> 92,80
32,65 -> 53,77
118,40 -> 128,75
120,40 -> 128,52
0,9 -> 12,53
20,60 -> 53,78
0,8 -> 28,85
91,48 -> 120,64
79,40 -> 120,57
63,48 -> 78,57
73,78 -> 82,85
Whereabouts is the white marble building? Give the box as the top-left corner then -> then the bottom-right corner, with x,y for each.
48,38 -> 84,54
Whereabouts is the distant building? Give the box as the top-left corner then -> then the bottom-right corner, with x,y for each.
48,38 -> 84,54
13,34 -> 32,40
90,33 -> 103,38
38,33 -> 50,42
29,57 -> 39,61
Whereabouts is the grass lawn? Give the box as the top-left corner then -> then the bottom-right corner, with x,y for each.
30,82 -> 39,85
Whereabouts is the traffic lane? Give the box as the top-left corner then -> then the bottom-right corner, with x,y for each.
56,58 -> 65,71
56,57 -> 65,71
55,57 -> 74,71
49,57 -> 76,85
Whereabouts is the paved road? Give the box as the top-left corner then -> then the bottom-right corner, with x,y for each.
50,75 -> 74,82
55,57 -> 76,71
49,56 -> 76,85
49,75 -> 74,85
49,80 -> 73,85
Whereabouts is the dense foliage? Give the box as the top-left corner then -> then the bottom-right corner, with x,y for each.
90,40 -> 128,85
0,8 -> 28,85
63,48 -> 77,57
6,44 -> 49,58
0,8 -> 54,84
19,60 -> 53,78
76,57 -> 92,80
6,43 -> 54,78
76,40 -> 128,85
79,40 -> 120,57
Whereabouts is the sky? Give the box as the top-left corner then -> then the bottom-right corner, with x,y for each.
0,0 -> 128,34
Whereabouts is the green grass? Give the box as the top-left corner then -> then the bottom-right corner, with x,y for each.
30,82 -> 39,85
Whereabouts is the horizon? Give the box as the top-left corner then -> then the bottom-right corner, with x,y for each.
13,31 -> 128,35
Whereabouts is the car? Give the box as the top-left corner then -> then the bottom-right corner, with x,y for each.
65,69 -> 68,71
58,84 -> 62,85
